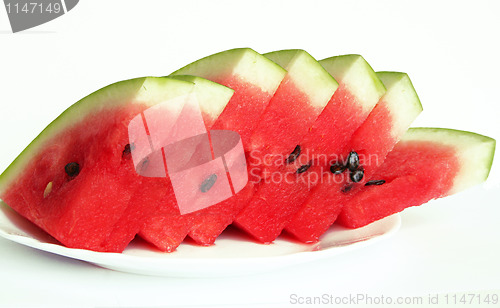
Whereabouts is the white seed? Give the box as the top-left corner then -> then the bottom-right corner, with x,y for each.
43,181 -> 53,198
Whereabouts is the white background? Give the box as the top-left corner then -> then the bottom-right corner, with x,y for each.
1,0 -> 499,307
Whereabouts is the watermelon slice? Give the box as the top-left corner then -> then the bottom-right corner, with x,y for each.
247,49 -> 338,179
337,128 -> 496,228
234,55 -> 386,243
286,72 -> 423,242
1,48 -> 495,254
101,76 -> 235,252
183,49 -> 339,246
0,77 -> 196,251
0,76 -> 236,252
139,48 -> 287,250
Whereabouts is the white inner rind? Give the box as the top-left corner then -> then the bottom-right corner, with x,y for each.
172,48 -> 286,95
376,72 -> 423,139
402,128 -> 496,194
170,75 -> 234,125
265,50 -> 338,109
320,55 -> 386,114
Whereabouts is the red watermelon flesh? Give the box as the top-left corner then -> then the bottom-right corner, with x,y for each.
132,180 -> 189,252
233,86 -> 368,243
186,50 -> 338,246
338,143 -> 458,228
247,50 -> 338,180
138,48 -> 287,250
234,164 -> 325,243
98,76 -> 234,252
234,55 -> 386,243
210,76 -> 278,147
179,77 -> 280,247
137,77 -> 273,251
1,107 -> 139,251
0,76 -> 202,252
286,72 -> 422,242
337,128 -> 496,228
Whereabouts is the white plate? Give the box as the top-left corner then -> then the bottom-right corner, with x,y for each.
0,202 -> 400,277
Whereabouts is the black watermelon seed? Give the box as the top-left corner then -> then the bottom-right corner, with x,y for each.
122,144 -> 131,158
122,143 -> 136,159
350,169 -> 364,183
347,151 -> 359,171
330,163 -> 346,174
200,174 -> 217,193
365,179 -> 386,186
341,184 -> 353,193
297,163 -> 311,174
286,145 -> 301,164
65,162 -> 80,178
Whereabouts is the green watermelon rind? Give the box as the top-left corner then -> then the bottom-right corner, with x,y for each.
375,72 -> 423,138
169,75 -> 235,126
0,77 -> 196,197
320,55 -> 386,113
170,48 -> 287,95
402,127 -> 496,194
264,49 -> 339,109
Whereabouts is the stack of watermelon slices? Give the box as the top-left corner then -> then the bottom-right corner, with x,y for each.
0,48 -> 495,253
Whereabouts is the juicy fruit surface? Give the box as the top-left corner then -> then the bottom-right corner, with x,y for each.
2,106 -> 143,251
247,75 -> 324,179
214,50 -> 338,244
337,140 -> 459,228
140,70 -> 285,250
234,164 -> 324,243
235,85 -> 378,243
210,76 -> 277,146
337,127 -> 495,228
0,48 -> 495,254
234,55 -> 386,244
0,75 -> 234,252
248,49 -> 337,179
286,72 -> 422,242
184,76 -> 280,245
297,85 -> 367,162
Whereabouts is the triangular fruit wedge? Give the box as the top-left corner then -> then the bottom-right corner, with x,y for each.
0,77 -> 199,252
100,76 -> 234,252
248,49 -> 338,179
186,49 -> 338,245
139,48 -> 286,251
337,128 -> 495,228
285,72 -> 423,242
234,55 -> 386,243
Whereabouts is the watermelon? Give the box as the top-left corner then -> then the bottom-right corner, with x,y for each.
286,72 -> 423,242
139,48 -> 287,250
337,128 -> 496,228
181,49 -> 339,246
0,76 -> 234,252
0,48 -> 495,254
234,55 -> 386,243
0,77 -> 190,251
171,48 -> 286,146
102,75 -> 235,252
247,49 -> 338,179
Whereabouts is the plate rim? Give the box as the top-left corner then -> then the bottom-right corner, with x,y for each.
0,206 -> 401,277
